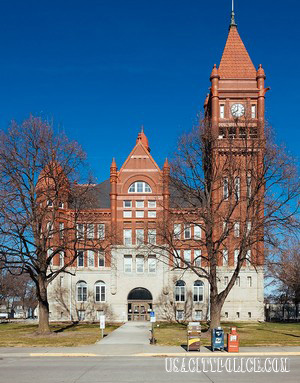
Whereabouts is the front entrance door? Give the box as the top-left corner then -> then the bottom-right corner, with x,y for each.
128,301 -> 152,321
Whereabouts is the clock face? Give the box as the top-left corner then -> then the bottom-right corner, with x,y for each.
231,103 -> 245,118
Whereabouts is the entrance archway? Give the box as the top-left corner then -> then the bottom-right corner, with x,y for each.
127,287 -> 152,321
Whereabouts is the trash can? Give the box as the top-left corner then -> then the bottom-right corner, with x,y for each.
227,326 -> 239,352
211,327 -> 224,351
187,322 -> 201,351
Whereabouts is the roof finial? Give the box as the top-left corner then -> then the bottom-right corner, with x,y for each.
230,0 -> 237,28
141,124 -> 144,133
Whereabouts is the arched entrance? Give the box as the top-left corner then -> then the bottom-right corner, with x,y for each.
127,287 -> 153,321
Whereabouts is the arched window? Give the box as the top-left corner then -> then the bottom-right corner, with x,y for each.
175,280 -> 186,302
94,281 -> 106,302
76,281 -> 87,302
128,181 -> 152,193
193,280 -> 204,302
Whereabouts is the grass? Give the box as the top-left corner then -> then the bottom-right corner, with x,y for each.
0,321 -> 120,347
154,321 -> 300,347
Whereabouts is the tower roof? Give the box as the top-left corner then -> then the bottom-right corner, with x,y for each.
218,26 -> 256,79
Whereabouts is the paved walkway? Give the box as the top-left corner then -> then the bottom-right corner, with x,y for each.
97,321 -> 150,345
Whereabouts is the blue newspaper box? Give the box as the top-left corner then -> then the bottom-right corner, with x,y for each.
211,327 -> 224,351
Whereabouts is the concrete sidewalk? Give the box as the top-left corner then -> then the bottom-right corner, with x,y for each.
97,321 -> 150,345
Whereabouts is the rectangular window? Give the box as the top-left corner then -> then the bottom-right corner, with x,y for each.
174,224 -> 181,239
235,277 -> 240,287
123,210 -> 132,218
235,177 -> 240,201
148,211 -> 156,218
136,210 -> 144,218
239,127 -> 247,138
148,200 -> 156,208
136,256 -> 144,273
194,310 -> 203,321
137,182 -> 143,193
194,225 -> 202,239
251,105 -> 256,118
78,310 -> 85,321
124,229 -> 132,245
183,250 -> 191,264
224,276 -> 229,286
247,221 -> 251,235
77,251 -> 84,267
223,221 -> 228,235
225,312 -> 229,318
247,276 -> 252,287
76,223 -> 84,240
123,200 -> 132,208
184,223 -> 191,239
219,127 -> 226,139
173,250 -> 180,267
87,250 -> 94,267
98,251 -> 105,267
194,250 -> 202,267
98,223 -> 105,240
247,175 -> 252,199
59,222 -> 64,239
223,249 -> 228,266
148,256 -> 156,273
87,223 -> 94,239
59,252 -> 64,267
246,249 -> 251,266
148,229 -> 156,244
124,255 -> 132,272
234,222 -> 240,238
176,310 -> 184,321
223,178 -> 229,200
236,312 -> 240,318
248,312 -> 252,319
59,201 -> 64,209
136,229 -> 144,245
95,284 -> 105,302
220,104 -> 225,119
136,200 -> 144,208
234,249 -> 239,265
47,222 -> 54,238
175,286 -> 185,302
193,284 -> 204,302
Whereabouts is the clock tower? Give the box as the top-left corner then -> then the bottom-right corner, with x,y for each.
204,6 -> 268,270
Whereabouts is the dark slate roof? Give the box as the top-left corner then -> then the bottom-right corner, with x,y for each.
72,178 -> 203,210
73,179 -> 111,209
169,178 -> 204,209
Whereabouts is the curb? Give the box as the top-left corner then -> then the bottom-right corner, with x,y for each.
0,351 -> 299,358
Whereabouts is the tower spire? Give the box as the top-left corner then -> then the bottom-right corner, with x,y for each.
230,0 -> 237,28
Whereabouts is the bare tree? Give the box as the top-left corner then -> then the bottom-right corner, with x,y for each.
0,116 -> 95,333
268,238 -> 300,320
150,116 -> 299,329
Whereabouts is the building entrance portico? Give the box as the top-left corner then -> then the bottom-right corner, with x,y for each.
127,288 -> 152,321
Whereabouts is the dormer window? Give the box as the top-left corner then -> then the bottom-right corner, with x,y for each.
128,181 -> 152,193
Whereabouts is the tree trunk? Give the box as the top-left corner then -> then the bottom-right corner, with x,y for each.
37,277 -> 51,334
209,292 -> 222,330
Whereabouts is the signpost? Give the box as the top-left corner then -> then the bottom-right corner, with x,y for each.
99,315 -> 105,338
150,311 -> 156,344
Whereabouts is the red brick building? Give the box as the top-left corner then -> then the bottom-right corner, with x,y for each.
48,10 -> 266,322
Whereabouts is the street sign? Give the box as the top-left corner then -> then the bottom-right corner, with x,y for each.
150,311 -> 156,323
100,315 -> 105,329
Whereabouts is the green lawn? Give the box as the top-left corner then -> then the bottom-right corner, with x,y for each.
0,322 -> 120,347
154,321 -> 300,347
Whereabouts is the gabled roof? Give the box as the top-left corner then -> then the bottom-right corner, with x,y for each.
218,26 -> 256,79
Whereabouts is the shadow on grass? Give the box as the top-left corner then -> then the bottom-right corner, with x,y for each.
257,328 -> 300,338
54,321 -> 79,333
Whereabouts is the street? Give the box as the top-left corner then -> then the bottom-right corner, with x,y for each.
0,356 -> 299,383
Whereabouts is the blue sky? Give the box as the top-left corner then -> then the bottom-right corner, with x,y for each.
0,0 -> 298,182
